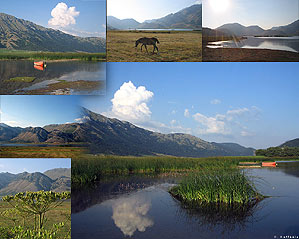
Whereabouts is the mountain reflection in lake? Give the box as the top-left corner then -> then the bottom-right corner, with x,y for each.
207,36 -> 299,53
0,61 -> 105,95
72,166 -> 299,239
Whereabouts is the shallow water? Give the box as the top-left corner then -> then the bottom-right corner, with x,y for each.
72,166 -> 299,239
0,61 -> 106,95
207,36 -> 299,53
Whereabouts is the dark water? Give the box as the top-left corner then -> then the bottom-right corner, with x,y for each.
71,165 -> 299,239
207,36 -> 299,53
0,61 -> 106,95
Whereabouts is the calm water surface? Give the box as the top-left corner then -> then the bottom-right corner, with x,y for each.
72,165 -> 299,239
0,61 -> 106,95
207,36 -> 299,53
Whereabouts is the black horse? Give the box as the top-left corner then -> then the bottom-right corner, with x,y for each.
135,37 -> 159,53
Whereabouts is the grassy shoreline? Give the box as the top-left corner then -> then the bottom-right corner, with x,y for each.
71,155 -> 298,184
0,50 -> 106,61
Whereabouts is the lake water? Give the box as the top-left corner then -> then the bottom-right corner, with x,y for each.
72,164 -> 299,239
207,36 -> 299,53
0,61 -> 106,95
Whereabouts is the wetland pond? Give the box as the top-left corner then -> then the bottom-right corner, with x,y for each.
207,36 -> 299,53
72,163 -> 299,239
0,61 -> 106,95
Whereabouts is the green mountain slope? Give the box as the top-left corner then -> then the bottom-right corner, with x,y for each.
0,13 -> 105,52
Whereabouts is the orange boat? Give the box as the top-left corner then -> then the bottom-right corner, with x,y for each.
34,61 -> 44,66
34,65 -> 44,71
262,162 -> 276,167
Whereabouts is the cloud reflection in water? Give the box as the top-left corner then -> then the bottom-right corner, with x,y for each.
111,194 -> 154,237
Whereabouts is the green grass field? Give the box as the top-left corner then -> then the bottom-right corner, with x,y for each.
71,155 -> 297,184
107,30 -> 202,62
0,49 -> 106,61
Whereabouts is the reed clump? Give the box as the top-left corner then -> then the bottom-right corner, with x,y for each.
170,168 -> 264,205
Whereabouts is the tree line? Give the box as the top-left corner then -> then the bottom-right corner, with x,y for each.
256,146 -> 299,157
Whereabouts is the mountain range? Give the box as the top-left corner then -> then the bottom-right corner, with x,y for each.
0,13 -> 105,52
108,4 -> 202,30
2,109 -> 298,157
209,20 -> 299,37
0,168 -> 71,196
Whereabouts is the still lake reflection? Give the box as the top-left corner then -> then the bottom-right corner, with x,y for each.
207,36 -> 299,53
72,165 -> 299,239
0,60 -> 105,95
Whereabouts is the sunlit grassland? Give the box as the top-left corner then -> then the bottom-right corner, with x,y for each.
0,49 -> 106,61
107,30 -> 202,62
0,146 -> 84,158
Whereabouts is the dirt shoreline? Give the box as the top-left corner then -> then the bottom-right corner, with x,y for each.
203,47 -> 299,62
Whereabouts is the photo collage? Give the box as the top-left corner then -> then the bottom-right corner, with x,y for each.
0,0 -> 299,238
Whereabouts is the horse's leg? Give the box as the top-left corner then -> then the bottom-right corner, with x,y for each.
155,45 -> 159,53
145,45 -> 148,53
141,44 -> 143,51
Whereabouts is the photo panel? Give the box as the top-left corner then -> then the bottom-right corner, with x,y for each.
0,95 -> 85,158
0,0 -> 107,95
0,158 -> 71,238
71,62 -> 299,238
107,0 -> 202,62
202,0 -> 299,62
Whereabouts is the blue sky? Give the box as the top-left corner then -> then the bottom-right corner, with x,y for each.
0,158 -> 71,174
0,96 -> 81,127
1,0 -> 106,37
108,0 -> 201,22
203,0 -> 299,29
81,62 -> 299,149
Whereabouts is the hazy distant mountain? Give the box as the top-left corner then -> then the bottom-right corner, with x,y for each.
107,16 -> 140,30
215,20 -> 299,36
271,20 -> 299,36
78,108 -> 255,157
44,168 -> 71,180
108,4 -> 202,30
0,169 -> 71,196
280,138 -> 299,147
0,13 -> 105,52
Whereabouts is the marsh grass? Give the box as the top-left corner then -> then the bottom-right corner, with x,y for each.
169,168 -> 264,205
107,30 -> 202,62
0,49 -> 106,61
5,77 -> 36,83
71,155 -> 274,184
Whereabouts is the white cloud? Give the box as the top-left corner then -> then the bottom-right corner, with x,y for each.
111,195 -> 154,237
211,99 -> 221,105
107,81 -> 154,122
193,113 -> 229,135
184,109 -> 190,118
240,131 -> 255,137
74,116 -> 90,123
192,106 -> 261,136
48,2 -> 80,28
